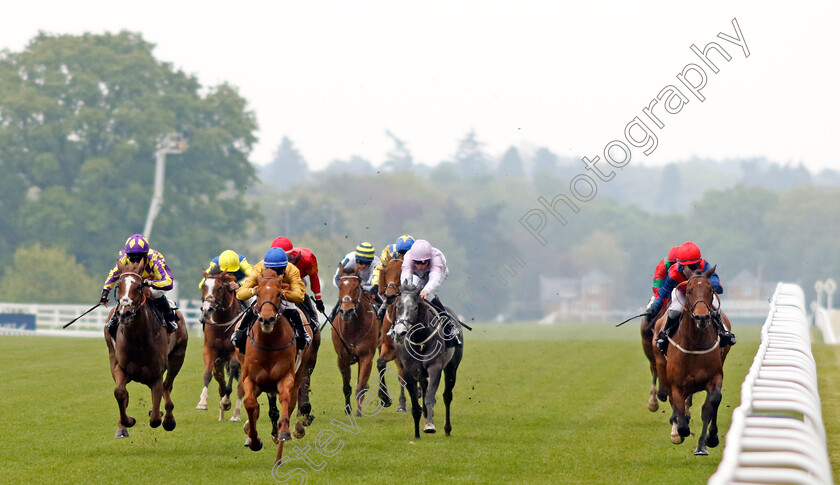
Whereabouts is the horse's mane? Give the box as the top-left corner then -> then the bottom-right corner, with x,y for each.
208,265 -> 222,276
402,282 -> 420,294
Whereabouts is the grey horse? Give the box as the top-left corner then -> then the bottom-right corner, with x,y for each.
391,283 -> 463,438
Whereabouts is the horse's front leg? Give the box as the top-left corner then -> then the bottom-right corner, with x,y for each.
354,354 -> 374,417
230,357 -> 243,422
338,358 -> 353,414
242,378 -> 263,451
214,357 -> 230,421
422,364 -> 443,433
697,376 -> 724,455
404,373 -> 422,439
197,346 -> 213,410
149,378 -> 164,428
670,387 -> 689,444
396,358 -> 407,412
112,367 -> 135,438
275,372 -> 297,452
376,358 -> 393,408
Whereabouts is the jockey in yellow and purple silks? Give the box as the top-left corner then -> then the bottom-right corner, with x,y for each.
374,235 -> 415,319
100,234 -> 178,338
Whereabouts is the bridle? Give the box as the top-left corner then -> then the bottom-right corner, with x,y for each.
338,275 -> 363,318
202,275 -> 238,325
116,271 -> 147,320
679,275 -> 719,330
254,276 -> 285,326
383,257 -> 403,305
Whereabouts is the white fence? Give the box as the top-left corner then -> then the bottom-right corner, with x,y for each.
709,283 -> 833,484
0,300 -> 204,338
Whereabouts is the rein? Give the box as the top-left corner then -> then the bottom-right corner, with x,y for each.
403,300 -> 444,347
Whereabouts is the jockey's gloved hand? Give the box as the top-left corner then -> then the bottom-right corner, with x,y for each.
99,289 -> 110,306
647,302 -> 661,319
369,284 -> 379,295
315,299 -> 325,313
142,279 -> 152,287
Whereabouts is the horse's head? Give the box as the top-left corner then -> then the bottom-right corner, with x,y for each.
684,265 -> 718,331
392,282 -> 422,343
338,267 -> 362,323
114,260 -> 147,326
200,269 -> 236,318
254,269 -> 285,334
382,257 -> 403,305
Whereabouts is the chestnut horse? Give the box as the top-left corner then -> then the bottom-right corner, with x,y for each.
392,282 -> 463,438
333,267 -> 381,416
376,257 -> 408,411
104,260 -> 188,438
641,302 -> 667,412
652,265 -> 732,455
240,268 -> 319,465
197,269 -> 244,421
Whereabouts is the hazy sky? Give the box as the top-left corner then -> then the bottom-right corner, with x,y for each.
1,1 -> 838,172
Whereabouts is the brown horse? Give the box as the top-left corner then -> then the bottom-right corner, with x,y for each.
197,269 -> 244,421
333,267 -> 381,416
376,257 -> 408,411
641,301 -> 667,412
240,268 -> 319,465
104,260 -> 188,438
652,265 -> 732,455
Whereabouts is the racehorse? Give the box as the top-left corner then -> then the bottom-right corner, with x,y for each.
392,282 -> 463,438
104,259 -> 188,438
376,257 -> 408,411
197,269 -> 244,421
240,268 -> 319,465
652,265 -> 732,455
641,302 -> 667,412
332,267 -> 381,416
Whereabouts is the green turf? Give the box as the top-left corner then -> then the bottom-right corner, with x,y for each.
0,323 -> 789,484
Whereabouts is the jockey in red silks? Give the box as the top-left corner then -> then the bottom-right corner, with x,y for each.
652,246 -> 680,297
101,234 -> 179,338
272,236 -> 324,325
646,241 -> 735,355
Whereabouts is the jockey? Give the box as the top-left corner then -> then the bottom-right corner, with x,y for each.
646,241 -> 735,355
198,250 -> 254,325
399,239 -> 461,348
100,234 -> 178,338
199,249 -> 254,290
652,246 -> 680,297
230,247 -> 310,353
272,236 -> 324,325
374,234 -> 415,319
328,242 -> 381,323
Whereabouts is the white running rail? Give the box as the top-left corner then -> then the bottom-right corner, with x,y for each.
709,283 -> 833,484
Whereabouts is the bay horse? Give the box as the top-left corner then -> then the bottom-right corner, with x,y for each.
332,267 -> 381,416
376,257 -> 408,411
240,268 -> 319,465
104,259 -> 188,438
197,269 -> 244,421
652,265 -> 732,455
392,282 -> 463,438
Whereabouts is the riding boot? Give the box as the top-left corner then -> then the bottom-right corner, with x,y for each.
106,312 -> 120,339
283,309 -> 311,351
656,314 -> 680,355
300,294 -> 317,327
153,296 -> 179,334
429,297 -> 461,348
328,300 -> 340,324
713,312 -> 736,347
232,306 -> 256,354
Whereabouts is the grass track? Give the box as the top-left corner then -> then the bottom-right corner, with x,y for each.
1,322 -> 829,484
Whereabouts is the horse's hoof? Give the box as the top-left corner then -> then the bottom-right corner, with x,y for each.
150,418 -> 162,428
379,393 -> 392,407
163,418 -> 176,431
196,404 -> 208,410
705,434 -> 719,448
230,415 -> 241,422
423,423 -> 436,434
304,415 -> 315,426
648,402 -> 659,412
115,429 -> 129,438
679,427 -> 691,438
125,416 -> 136,428
657,393 -> 667,403
278,431 -> 293,442
671,434 -> 684,444
221,400 -> 231,411
249,437 -> 263,451
396,406 -> 407,413
694,447 -> 709,456
293,422 -> 306,439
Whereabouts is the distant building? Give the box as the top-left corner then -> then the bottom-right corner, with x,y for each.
539,269 -> 614,322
